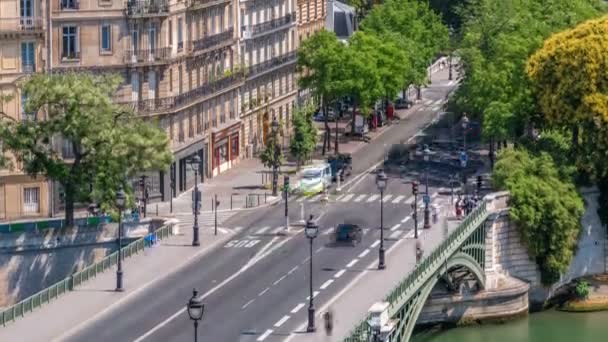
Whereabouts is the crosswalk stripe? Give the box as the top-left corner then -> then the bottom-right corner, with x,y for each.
392,195 -> 406,203
255,226 -> 271,234
404,196 -> 415,204
382,194 -> 393,203
335,194 -> 346,201
367,194 -> 379,202
296,196 -> 306,202
340,194 -> 355,202
354,194 -> 366,202
389,230 -> 401,239
308,195 -> 321,202
271,226 -> 285,234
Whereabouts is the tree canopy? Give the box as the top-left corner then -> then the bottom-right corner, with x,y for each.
493,148 -> 584,284
289,105 -> 318,170
0,73 -> 172,225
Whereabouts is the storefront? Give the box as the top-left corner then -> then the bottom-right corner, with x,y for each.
211,121 -> 241,177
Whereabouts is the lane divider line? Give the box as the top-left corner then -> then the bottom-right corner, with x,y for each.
274,315 -> 290,328
290,303 -> 305,314
370,240 -> 380,248
358,249 -> 370,258
257,329 -> 273,341
346,259 -> 358,268
320,279 -> 334,290
334,269 -> 346,279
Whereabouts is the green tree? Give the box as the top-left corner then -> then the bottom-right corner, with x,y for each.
260,122 -> 284,170
0,73 -> 172,226
290,106 -> 318,170
492,148 -> 584,284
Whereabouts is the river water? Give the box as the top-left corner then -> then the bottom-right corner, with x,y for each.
413,310 -> 608,342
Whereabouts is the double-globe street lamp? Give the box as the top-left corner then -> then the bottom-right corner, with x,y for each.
376,169 -> 387,270
188,155 -> 202,246
271,115 -> 280,197
305,215 -> 319,332
423,145 -> 431,229
115,189 -> 126,292
187,288 -> 205,342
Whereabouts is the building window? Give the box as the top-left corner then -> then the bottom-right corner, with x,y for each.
101,24 -> 112,53
23,187 -> 40,214
177,18 -> 183,50
20,93 -> 35,121
61,0 -> 79,10
62,26 -> 79,59
231,134 -> 239,159
169,68 -> 173,93
62,138 -> 74,159
168,19 -> 173,47
21,42 -> 35,72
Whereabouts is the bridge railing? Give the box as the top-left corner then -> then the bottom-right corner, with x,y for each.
344,200 -> 490,341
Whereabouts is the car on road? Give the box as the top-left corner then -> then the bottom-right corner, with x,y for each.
330,223 -> 363,246
395,98 -> 414,109
296,163 -> 333,195
313,109 -> 338,122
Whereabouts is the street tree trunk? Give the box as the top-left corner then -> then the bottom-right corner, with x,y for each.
351,100 -> 358,136
64,181 -> 75,227
489,138 -> 495,169
417,86 -> 422,101
322,100 -> 330,156
334,113 -> 339,155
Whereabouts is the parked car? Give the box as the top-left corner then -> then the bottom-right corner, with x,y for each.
297,163 -> 333,195
395,98 -> 414,109
330,223 -> 363,246
314,109 -> 338,122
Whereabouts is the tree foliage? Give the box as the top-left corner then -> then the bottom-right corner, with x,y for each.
0,73 -> 172,225
289,106 -> 318,170
260,121 -> 284,170
493,148 -> 584,285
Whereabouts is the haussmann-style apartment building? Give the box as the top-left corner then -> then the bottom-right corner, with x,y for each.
0,0 -> 326,221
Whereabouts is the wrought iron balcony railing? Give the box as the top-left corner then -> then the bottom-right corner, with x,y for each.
126,0 -> 169,16
124,47 -> 171,64
119,72 -> 244,114
60,0 -> 79,10
188,28 -> 234,53
242,12 -> 296,38
0,17 -> 43,33
247,51 -> 297,78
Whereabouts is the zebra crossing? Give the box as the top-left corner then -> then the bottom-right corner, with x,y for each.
293,193 -> 414,205
174,211 -> 237,233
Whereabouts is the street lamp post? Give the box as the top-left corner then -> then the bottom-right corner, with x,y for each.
411,181 -> 419,239
115,189 -> 126,292
305,215 -> 319,333
188,155 -> 202,246
462,113 -> 470,196
271,116 -> 280,197
284,175 -> 290,234
187,289 -> 205,342
376,169 -> 387,270
423,145 -> 431,229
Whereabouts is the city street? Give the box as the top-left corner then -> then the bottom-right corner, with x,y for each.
56,67 -> 459,342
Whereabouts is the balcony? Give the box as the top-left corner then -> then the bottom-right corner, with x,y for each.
248,51 -> 297,78
188,28 -> 234,53
0,17 -> 44,35
61,51 -> 81,61
126,0 -> 169,17
124,47 -> 171,64
22,63 -> 36,74
188,0 -> 231,10
242,12 -> 296,38
120,72 -> 244,114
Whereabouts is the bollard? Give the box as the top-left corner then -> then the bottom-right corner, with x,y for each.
155,204 -> 158,217
264,192 -> 267,203
257,194 -> 260,206
230,194 -> 233,210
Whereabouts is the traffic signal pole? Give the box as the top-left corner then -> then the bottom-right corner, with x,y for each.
412,182 -> 418,239
284,176 -> 290,234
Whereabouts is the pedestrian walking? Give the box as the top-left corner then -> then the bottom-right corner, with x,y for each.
323,310 -> 334,337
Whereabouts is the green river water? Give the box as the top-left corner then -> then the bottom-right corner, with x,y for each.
413,310 -> 608,342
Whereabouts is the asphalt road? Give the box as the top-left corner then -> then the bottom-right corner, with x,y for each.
62,71 -> 458,342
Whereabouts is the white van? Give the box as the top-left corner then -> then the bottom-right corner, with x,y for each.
297,163 -> 332,195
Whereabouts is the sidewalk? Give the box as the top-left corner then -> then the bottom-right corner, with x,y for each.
287,204 -> 459,341
0,220 -> 235,342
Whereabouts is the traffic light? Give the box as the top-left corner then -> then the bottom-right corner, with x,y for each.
477,175 -> 483,192
284,176 -> 290,193
412,181 -> 418,195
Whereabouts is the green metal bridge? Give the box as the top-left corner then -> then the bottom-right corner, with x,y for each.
344,197 -> 494,342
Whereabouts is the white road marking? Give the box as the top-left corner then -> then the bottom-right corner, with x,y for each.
354,194 -> 366,202
432,105 -> 441,111
390,223 -> 401,231
401,216 -> 412,224
291,303 -> 305,314
390,230 -> 401,239
273,275 -> 287,286
367,194 -> 379,202
306,291 -> 320,300
334,269 -> 346,279
340,194 -> 355,202
308,195 -> 321,202
322,229 -> 332,236
242,299 -> 255,309
346,259 -> 358,268
259,287 -> 270,296
271,226 -> 285,234
274,315 -> 290,327
255,226 -> 271,234
315,247 -> 324,254
335,194 -> 346,201
296,196 -> 306,202
320,279 -> 334,290
257,329 -> 273,341
358,249 -> 370,258
434,99 -> 443,105
287,266 -> 298,275
404,196 -> 415,204
370,240 -> 380,248
218,228 -> 229,234
382,194 -> 393,202
392,195 -> 405,203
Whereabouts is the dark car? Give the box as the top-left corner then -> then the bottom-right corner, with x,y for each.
395,98 -> 414,109
331,223 -> 363,246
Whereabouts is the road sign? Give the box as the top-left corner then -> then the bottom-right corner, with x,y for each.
423,194 -> 430,204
